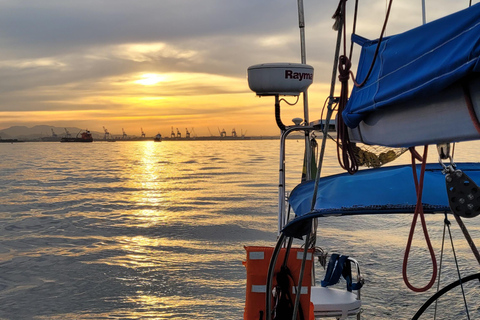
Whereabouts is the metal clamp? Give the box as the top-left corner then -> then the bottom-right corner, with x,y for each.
437,143 -> 456,174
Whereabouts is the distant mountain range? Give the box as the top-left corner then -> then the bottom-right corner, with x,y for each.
0,125 -> 106,140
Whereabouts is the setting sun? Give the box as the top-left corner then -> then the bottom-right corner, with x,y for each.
135,73 -> 167,86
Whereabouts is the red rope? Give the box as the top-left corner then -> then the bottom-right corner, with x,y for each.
402,146 -> 438,292
462,82 -> 480,135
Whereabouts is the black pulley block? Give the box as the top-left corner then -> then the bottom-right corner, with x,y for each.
446,169 -> 480,218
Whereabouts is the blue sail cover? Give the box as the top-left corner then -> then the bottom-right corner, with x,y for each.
343,4 -> 480,128
284,163 -> 480,237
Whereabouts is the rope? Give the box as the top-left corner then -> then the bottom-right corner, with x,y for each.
402,146 -> 438,292
336,55 -> 358,174
333,0 -> 394,174
351,0 -> 394,88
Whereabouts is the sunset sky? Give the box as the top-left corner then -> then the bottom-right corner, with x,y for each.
0,0 -> 476,137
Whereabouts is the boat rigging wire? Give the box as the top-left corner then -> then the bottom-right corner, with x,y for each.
453,214 -> 480,266
433,215 -> 448,320
446,215 -> 471,319
402,146 -> 438,292
431,214 -> 472,320
307,0 -> 345,250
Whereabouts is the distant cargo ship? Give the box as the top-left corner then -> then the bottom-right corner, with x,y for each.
61,130 -> 93,142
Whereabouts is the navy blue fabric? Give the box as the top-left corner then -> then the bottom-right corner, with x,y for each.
321,254 -> 363,292
343,4 -> 480,128
321,254 -> 348,288
284,163 -> 480,237
321,253 -> 340,288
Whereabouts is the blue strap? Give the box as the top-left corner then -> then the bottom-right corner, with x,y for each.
321,254 -> 348,287
320,253 -> 339,287
321,254 -> 364,291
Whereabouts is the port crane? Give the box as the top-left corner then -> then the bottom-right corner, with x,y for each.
171,127 -> 175,138
185,128 -> 190,138
122,128 -> 127,139
176,128 -> 181,138
218,127 -> 227,138
141,128 -> 146,138
232,128 -> 237,138
103,126 -> 110,140
64,128 -> 71,138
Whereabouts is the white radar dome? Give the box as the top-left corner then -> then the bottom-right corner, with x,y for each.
247,63 -> 314,96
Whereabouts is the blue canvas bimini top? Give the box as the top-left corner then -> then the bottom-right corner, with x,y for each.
284,163 -> 480,237
343,4 -> 480,128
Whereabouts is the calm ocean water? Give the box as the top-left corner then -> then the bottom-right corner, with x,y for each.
0,139 -> 479,319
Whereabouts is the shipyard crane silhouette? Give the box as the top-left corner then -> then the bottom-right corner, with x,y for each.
122,128 -> 127,139
141,128 -> 146,138
218,127 -> 227,138
103,126 -> 110,140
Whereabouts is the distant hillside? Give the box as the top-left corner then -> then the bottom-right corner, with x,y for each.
0,125 -> 104,140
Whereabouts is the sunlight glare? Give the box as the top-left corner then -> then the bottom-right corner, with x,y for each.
135,73 -> 168,86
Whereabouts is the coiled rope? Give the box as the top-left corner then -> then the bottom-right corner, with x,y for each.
334,0 -> 394,174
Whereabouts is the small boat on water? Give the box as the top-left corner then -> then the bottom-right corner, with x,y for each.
244,1 -> 480,319
0,138 -> 23,143
61,130 -> 93,143
154,133 -> 162,142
